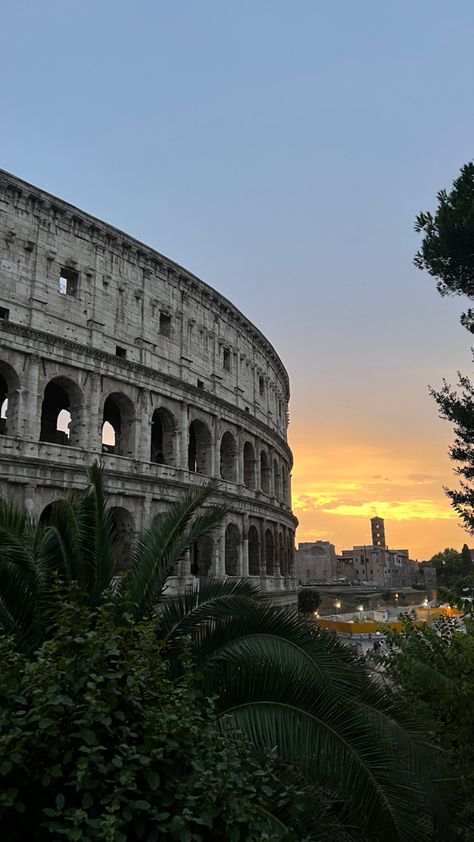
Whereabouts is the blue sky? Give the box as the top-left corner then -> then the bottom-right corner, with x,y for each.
2,0 -> 474,556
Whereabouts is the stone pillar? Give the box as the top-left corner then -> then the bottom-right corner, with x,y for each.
212,418 -> 219,479
242,514 -> 249,577
215,522 -> 226,577
178,403 -> 188,470
237,429 -> 244,486
24,354 -> 41,441
181,548 -> 191,576
136,388 -> 151,463
87,373 -> 102,453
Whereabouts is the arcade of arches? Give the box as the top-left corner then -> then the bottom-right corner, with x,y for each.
0,365 -> 292,505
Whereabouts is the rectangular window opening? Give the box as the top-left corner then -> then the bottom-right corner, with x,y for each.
223,347 -> 231,372
0,307 -> 9,320
259,376 -> 265,397
115,345 -> 127,358
159,311 -> 172,337
197,379 -> 204,389
58,267 -> 79,296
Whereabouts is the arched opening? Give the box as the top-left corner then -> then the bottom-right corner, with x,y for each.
248,525 -> 260,576
188,419 -> 212,475
0,362 -> 20,437
191,534 -> 214,576
273,459 -> 281,500
260,450 -> 270,494
225,523 -> 240,576
150,407 -> 176,465
39,499 -> 66,525
265,528 -> 275,576
40,377 -> 82,447
110,507 -> 135,572
287,532 -> 294,577
220,431 -> 237,482
243,441 -> 256,489
279,531 -> 285,576
102,393 -> 135,457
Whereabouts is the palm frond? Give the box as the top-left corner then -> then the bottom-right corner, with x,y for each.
118,480 -> 229,620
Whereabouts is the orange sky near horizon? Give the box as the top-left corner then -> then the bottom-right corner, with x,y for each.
289,418 -> 470,562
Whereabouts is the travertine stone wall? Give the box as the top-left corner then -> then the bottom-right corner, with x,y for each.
0,169 -> 297,604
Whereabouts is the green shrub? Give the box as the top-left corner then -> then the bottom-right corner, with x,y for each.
0,591 -> 309,841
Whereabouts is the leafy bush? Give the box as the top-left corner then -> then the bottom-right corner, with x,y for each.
297,588 -> 321,614
384,617 -> 474,841
0,591 -> 311,841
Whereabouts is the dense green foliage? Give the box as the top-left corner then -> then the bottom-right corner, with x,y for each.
384,617 -> 474,841
0,595 -> 315,841
429,547 -> 463,586
414,160 -> 474,330
0,463 -> 228,653
415,162 -> 474,532
427,547 -> 474,607
0,465 -> 458,840
430,374 -> 474,532
297,588 -> 321,614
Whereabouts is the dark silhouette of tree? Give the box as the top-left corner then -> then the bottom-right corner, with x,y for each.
298,588 -> 321,614
415,162 -> 474,533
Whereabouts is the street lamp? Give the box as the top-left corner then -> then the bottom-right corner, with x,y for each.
335,600 -> 341,613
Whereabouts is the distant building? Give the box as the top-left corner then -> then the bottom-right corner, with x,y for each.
371,516 -> 386,548
295,541 -> 337,583
338,518 -> 419,586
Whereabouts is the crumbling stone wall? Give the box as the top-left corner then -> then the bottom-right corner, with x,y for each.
0,169 -> 297,604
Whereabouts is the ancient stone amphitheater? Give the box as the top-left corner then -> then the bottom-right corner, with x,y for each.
0,169 -> 297,604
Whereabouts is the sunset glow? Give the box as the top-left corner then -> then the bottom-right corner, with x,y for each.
290,422 -> 467,561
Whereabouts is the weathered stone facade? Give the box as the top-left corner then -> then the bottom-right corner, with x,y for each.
0,169 -> 297,604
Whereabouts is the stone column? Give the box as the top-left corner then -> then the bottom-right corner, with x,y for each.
242,514 -> 249,577
181,548 -> 191,577
136,388 -> 151,463
24,354 -> 41,441
87,373 -> 102,453
178,403 -> 189,470
215,522 -> 226,577
212,417 -> 220,479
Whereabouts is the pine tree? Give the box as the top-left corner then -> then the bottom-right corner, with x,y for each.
415,162 -> 474,532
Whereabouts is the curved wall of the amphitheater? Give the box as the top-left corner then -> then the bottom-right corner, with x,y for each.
0,170 -> 297,604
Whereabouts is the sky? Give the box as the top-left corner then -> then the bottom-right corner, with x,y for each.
2,0 -> 474,559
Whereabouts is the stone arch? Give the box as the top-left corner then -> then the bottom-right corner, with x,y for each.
279,530 -> 285,576
110,506 -> 135,572
188,419 -> 212,475
191,534 -> 214,576
225,522 -> 240,576
243,441 -> 256,489
150,407 -> 176,465
40,376 -> 83,447
0,360 -> 20,436
265,527 -> 275,575
39,499 -> 67,525
273,458 -> 281,500
248,525 -> 260,576
220,431 -> 237,482
260,450 -> 270,494
102,392 -> 135,457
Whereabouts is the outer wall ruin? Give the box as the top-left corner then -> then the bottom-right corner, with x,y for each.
0,169 -> 297,604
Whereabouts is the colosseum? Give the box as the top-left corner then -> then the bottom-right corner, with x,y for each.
0,169 -> 297,605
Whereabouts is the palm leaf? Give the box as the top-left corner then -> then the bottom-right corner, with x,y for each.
118,480 -> 230,620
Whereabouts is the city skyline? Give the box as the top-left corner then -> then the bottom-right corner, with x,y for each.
2,1 -> 474,559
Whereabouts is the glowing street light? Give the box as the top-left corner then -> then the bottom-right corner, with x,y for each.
335,600 -> 341,613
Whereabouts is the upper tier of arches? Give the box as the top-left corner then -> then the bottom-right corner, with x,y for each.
0,358 -> 293,507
